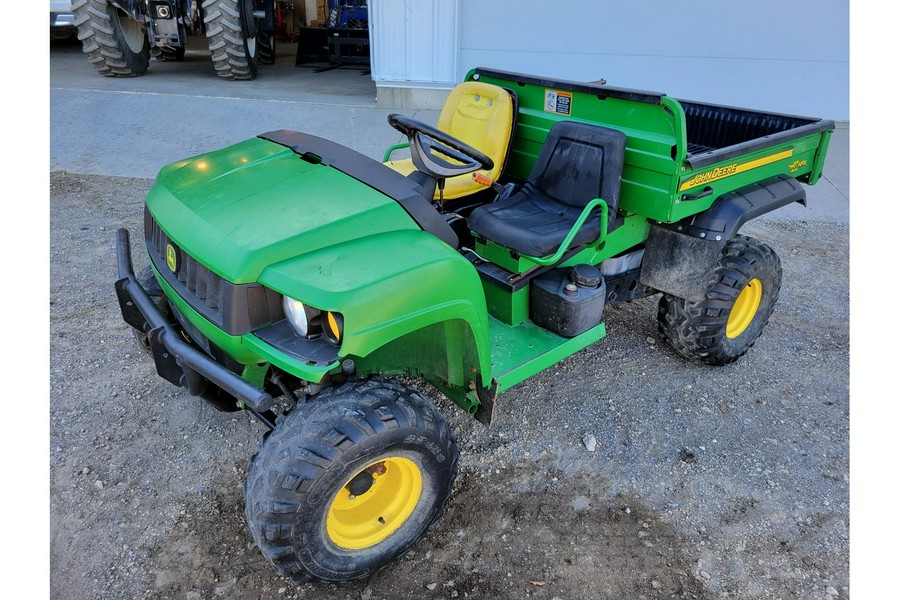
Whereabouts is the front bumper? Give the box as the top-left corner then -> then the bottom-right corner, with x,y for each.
115,228 -> 275,413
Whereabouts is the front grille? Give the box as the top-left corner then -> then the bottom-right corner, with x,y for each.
145,210 -> 228,324
144,207 -> 284,335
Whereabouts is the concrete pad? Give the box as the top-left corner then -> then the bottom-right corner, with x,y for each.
50,39 -> 439,179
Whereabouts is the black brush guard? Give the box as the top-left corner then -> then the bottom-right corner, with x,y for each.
114,228 -> 275,415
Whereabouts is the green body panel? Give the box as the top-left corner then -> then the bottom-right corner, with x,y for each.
573,214 -> 652,267
669,133 -> 828,223
147,137 -> 420,283
241,363 -> 271,389
808,129 -> 833,185
483,283 -> 529,326
147,140 -> 492,403
489,318 -> 607,392
257,229 -> 493,381
241,335 -> 338,383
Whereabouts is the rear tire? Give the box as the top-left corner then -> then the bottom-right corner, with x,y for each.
72,0 -> 150,77
657,235 -> 782,365
244,378 -> 459,583
203,0 -> 258,80
258,32 -> 276,64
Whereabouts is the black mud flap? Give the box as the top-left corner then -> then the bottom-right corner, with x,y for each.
473,379 -> 499,427
115,276 -> 151,334
640,175 -> 806,302
640,226 -> 726,303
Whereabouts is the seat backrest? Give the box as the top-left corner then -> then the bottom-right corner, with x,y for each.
436,81 -> 515,179
528,121 -> 627,215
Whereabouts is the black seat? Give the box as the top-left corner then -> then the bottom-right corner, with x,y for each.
468,121 -> 626,257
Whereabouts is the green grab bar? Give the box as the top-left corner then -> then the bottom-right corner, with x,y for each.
522,198 -> 609,266
382,142 -> 410,162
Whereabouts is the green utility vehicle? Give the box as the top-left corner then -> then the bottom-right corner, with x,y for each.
115,68 -> 834,583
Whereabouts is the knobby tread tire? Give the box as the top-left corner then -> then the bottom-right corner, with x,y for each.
258,32 -> 275,65
657,235 -> 782,366
202,0 -> 258,80
152,45 -> 186,62
72,0 -> 150,77
244,378 -> 459,583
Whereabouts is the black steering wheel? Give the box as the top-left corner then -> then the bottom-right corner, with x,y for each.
388,114 -> 494,179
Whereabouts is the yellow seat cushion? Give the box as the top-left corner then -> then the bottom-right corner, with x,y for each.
386,81 -> 514,201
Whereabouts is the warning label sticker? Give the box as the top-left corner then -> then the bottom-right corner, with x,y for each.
544,89 -> 573,115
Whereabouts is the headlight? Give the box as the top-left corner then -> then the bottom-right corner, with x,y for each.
283,297 -> 321,337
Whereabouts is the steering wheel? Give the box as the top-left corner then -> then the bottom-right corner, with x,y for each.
388,114 -> 494,179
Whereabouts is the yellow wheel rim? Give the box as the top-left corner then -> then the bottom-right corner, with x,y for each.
326,457 -> 422,550
727,278 -> 763,338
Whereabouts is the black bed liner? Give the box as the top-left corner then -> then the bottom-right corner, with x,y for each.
677,100 -> 835,169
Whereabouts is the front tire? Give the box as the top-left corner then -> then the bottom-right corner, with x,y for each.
657,235 -> 782,365
203,0 -> 259,80
244,379 -> 459,583
72,0 -> 150,77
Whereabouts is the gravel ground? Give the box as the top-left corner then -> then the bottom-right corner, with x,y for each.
49,171 -> 849,600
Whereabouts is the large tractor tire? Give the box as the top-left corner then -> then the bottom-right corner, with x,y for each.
244,378 -> 459,583
203,0 -> 259,80
72,0 -> 150,77
657,235 -> 782,366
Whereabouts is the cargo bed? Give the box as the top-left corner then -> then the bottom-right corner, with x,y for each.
679,100 -> 834,169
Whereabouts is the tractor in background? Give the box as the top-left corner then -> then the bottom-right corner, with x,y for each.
72,0 -> 277,80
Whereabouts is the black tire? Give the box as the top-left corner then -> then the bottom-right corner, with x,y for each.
203,0 -> 258,80
152,45 -> 186,62
327,7 -> 340,28
72,0 -> 150,77
131,264 -> 170,354
657,235 -> 782,366
258,32 -> 276,65
244,378 -> 459,583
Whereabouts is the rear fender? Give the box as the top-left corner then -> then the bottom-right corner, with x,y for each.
640,175 -> 805,302
111,1 -> 143,19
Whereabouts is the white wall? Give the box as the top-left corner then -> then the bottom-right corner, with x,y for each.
370,0 -> 459,88
457,0 -> 849,119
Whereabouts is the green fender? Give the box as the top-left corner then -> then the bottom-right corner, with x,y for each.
258,229 -> 493,407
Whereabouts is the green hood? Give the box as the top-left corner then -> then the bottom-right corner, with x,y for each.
146,137 -> 419,283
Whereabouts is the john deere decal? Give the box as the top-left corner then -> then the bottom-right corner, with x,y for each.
788,159 -> 807,173
679,149 -> 794,192
166,244 -> 177,272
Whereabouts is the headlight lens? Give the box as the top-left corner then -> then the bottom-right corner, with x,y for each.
283,297 -> 320,337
